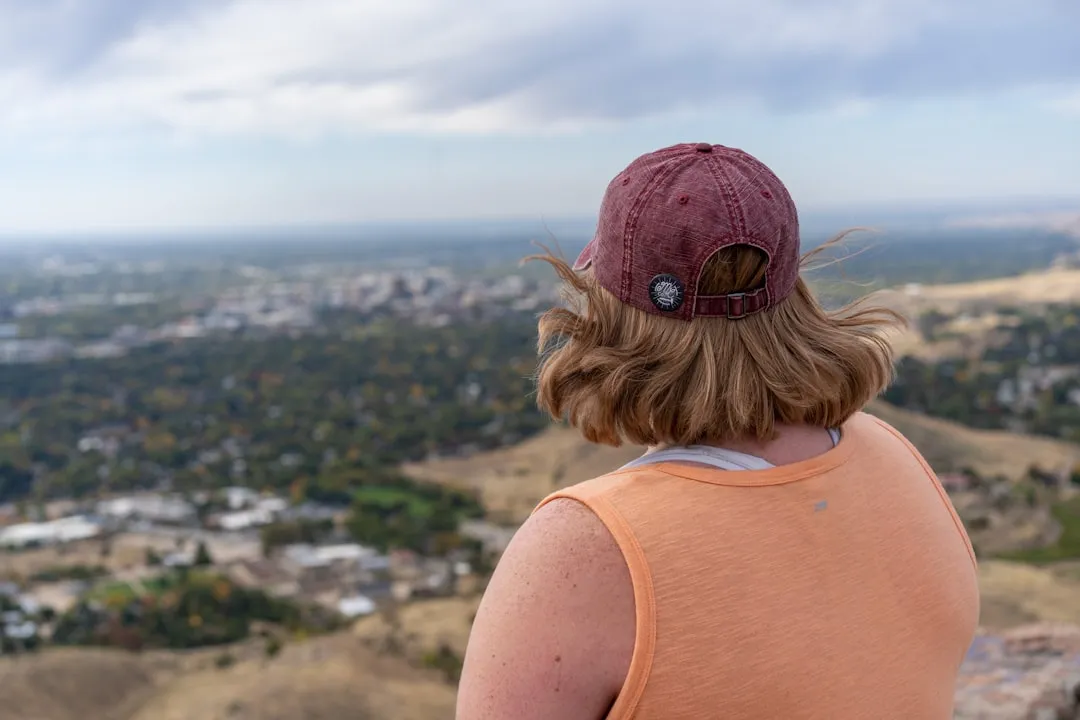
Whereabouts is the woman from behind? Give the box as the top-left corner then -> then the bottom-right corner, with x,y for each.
456,142 -> 979,720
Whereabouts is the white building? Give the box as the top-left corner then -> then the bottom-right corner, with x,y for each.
2,620 -> 37,641
282,543 -> 378,569
280,543 -> 388,585
224,486 -> 260,510
216,508 -> 273,531
163,551 -> 195,568
214,495 -> 288,531
256,497 -> 288,514
337,595 -> 377,618
0,515 -> 101,548
96,495 -> 196,525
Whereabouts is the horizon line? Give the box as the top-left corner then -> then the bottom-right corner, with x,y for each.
0,194 -> 1077,241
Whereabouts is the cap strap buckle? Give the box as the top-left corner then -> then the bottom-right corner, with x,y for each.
725,293 -> 747,319
694,286 -> 767,318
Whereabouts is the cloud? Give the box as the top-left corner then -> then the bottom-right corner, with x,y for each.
1,0 -> 1078,138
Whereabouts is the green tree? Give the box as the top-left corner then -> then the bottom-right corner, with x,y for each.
194,541 -> 213,567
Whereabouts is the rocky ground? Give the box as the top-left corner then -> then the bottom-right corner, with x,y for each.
955,624 -> 1080,719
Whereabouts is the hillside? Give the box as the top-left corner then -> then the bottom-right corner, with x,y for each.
846,266 -> 1080,361
5,569 -> 1079,720
400,428 -> 644,524
0,648 -> 166,720
6,407 -> 1080,720
888,267 -> 1080,309
1,633 -> 456,720
977,560 -> 1080,629
864,400 -> 1080,479
861,266 -> 1080,323
403,399 -> 1080,524
128,633 -> 455,720
353,596 -> 479,662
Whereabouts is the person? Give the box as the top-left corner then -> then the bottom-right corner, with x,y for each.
455,142 -> 980,720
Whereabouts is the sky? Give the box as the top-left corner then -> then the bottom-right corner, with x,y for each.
0,0 -> 1078,234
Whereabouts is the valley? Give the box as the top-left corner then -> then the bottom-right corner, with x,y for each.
4,240 -> 1080,718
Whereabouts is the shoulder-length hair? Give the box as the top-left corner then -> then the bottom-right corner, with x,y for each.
528,233 -> 906,447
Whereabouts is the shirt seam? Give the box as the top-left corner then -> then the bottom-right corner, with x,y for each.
635,460 -> 840,487
534,492 -> 656,720
867,416 -> 979,574
602,450 -> 849,487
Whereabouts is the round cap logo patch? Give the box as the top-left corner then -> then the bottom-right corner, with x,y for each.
648,273 -> 684,312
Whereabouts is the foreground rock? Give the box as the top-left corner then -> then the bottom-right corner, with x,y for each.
955,623 -> 1080,718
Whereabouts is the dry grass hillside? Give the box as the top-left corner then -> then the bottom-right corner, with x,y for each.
403,400 -> 1080,524
401,428 -> 644,524
1,633 -> 457,720
889,267 -> 1080,310
0,648 -> 170,720
870,267 -> 1080,320
354,596 -> 480,661
128,633 -> 455,720
865,400 -> 1080,479
856,267 -> 1080,361
977,560 -> 1080,629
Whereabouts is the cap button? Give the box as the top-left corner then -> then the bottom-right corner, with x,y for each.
694,143 -> 713,153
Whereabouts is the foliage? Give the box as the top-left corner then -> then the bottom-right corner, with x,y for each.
264,634 -> 283,659
52,570 -> 340,651
0,316 -> 545,505
421,642 -> 464,684
193,541 -> 213,567
29,564 -> 109,583
260,518 -> 334,556
884,304 -> 1080,441
346,475 -> 483,553
16,299 -> 193,342
999,496 -> 1080,563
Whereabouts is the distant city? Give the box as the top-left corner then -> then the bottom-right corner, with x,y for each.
0,253 -> 559,365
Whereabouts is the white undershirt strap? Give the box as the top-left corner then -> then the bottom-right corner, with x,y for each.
620,428 -> 841,472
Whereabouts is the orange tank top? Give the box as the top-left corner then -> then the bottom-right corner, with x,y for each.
534,411 -> 980,720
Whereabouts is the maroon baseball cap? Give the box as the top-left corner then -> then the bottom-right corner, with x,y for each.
574,142 -> 800,321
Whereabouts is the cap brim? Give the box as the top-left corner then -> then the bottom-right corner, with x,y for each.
573,237 -> 597,271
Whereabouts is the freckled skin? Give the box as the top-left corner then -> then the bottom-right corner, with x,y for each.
456,499 -> 636,720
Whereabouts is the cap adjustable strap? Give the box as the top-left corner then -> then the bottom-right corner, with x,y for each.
694,286 -> 768,319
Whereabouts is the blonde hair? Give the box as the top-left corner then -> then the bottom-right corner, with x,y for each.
527,233 -> 906,447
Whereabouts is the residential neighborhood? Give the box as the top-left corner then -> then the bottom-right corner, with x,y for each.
0,485 -> 485,654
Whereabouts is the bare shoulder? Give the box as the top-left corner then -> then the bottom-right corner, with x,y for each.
456,498 -> 636,720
